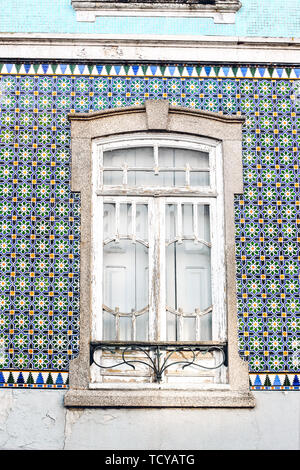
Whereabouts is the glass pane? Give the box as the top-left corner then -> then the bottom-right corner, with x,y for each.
166,310 -> 176,342
102,146 -> 210,187
103,310 -> 115,341
166,241 -> 211,312
103,240 -> 149,341
166,202 -> 212,341
198,204 -> 210,242
119,316 -> 132,342
182,204 -> 193,237
119,203 -> 130,236
103,147 -> 154,167
165,203 -> 210,241
182,317 -> 196,342
103,170 -> 123,185
166,241 -> 212,341
103,203 -> 115,239
127,170 -> 160,186
127,171 -> 178,187
159,147 -> 209,168
165,204 -> 176,240
135,311 -> 149,342
104,202 -> 148,242
135,204 -> 148,241
103,147 -> 154,187
159,147 -> 210,187
190,171 -> 209,186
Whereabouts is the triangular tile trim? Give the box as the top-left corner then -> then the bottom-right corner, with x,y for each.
0,63 -> 299,79
0,371 -> 299,390
0,370 -> 69,388
250,374 -> 300,390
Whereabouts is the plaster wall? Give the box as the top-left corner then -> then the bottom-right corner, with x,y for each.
0,390 -> 299,449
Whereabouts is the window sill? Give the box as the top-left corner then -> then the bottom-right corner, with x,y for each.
71,0 -> 242,23
64,388 -> 255,408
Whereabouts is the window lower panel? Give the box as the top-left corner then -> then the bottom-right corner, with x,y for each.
90,341 -> 228,385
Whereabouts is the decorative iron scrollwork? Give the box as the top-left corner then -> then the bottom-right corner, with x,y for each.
90,341 -> 227,383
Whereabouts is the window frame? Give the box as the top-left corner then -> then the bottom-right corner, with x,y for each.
64,100 -> 255,407
91,133 -> 226,345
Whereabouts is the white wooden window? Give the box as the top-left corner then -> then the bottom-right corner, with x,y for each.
90,133 -> 226,386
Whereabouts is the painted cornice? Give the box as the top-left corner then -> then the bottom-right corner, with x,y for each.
71,0 -> 242,22
0,33 -> 300,63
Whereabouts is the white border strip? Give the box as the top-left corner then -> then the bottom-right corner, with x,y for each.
0,33 -> 300,63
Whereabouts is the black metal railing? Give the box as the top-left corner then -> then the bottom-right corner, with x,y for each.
90,341 -> 227,383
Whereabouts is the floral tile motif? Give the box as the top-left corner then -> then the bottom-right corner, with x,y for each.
0,64 -> 299,389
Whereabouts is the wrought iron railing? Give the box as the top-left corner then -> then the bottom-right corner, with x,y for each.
90,341 -> 227,383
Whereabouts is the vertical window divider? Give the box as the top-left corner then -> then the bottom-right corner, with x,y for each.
115,201 -> 120,242
212,143 -> 226,343
131,201 -> 136,243
177,202 -> 183,244
98,147 -> 103,189
177,308 -> 184,341
158,197 -> 166,341
185,163 -> 190,186
122,162 -> 128,186
115,307 -> 120,341
148,197 -> 156,342
131,312 -> 136,342
91,197 -> 103,341
195,308 -> 201,341
154,144 -> 159,175
193,202 -> 198,243
91,144 -> 103,342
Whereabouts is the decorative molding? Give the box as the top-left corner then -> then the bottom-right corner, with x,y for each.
71,0 -> 242,22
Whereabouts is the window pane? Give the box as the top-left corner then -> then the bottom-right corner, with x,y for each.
103,203 -> 116,239
103,240 -> 149,341
190,171 -> 209,186
103,147 -> 154,167
159,147 -> 210,187
103,201 -> 149,341
103,170 -> 123,185
159,147 -> 209,168
135,204 -> 148,241
103,147 -> 154,186
104,202 -> 148,241
197,204 -> 211,242
165,203 -> 211,242
102,145 -> 210,187
127,170 -> 162,186
166,203 -> 212,341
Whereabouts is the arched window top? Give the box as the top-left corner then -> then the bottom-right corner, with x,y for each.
69,100 -> 244,196
96,133 -> 216,192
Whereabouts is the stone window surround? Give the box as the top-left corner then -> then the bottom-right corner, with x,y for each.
71,0 -> 242,23
64,100 -> 255,408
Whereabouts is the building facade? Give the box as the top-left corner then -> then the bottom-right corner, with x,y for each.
0,0 -> 300,449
